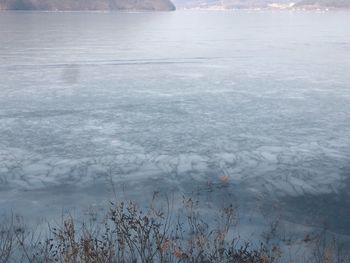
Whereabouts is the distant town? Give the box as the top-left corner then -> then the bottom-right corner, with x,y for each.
174,0 -> 350,10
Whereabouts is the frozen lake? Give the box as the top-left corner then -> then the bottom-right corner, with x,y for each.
0,11 -> 350,236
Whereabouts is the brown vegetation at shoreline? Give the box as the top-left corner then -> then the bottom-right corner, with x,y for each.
0,196 -> 349,263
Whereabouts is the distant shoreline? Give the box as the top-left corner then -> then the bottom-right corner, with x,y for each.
178,6 -> 350,11
1,7 -> 349,12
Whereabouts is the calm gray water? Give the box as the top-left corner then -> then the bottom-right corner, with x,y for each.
0,11 -> 350,235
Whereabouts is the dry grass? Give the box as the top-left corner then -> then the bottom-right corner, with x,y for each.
0,195 -> 349,263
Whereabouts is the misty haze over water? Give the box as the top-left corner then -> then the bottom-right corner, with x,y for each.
0,11 -> 350,237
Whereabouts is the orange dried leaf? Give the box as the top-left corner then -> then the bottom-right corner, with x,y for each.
173,247 -> 183,258
219,176 -> 230,183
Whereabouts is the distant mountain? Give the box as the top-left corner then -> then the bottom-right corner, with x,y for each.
0,0 -> 176,11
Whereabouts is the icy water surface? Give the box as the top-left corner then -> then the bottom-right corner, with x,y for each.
0,11 -> 350,235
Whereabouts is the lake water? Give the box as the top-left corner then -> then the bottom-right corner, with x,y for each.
0,11 -> 350,238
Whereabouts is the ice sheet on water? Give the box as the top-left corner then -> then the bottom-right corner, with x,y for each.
0,11 -> 350,235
